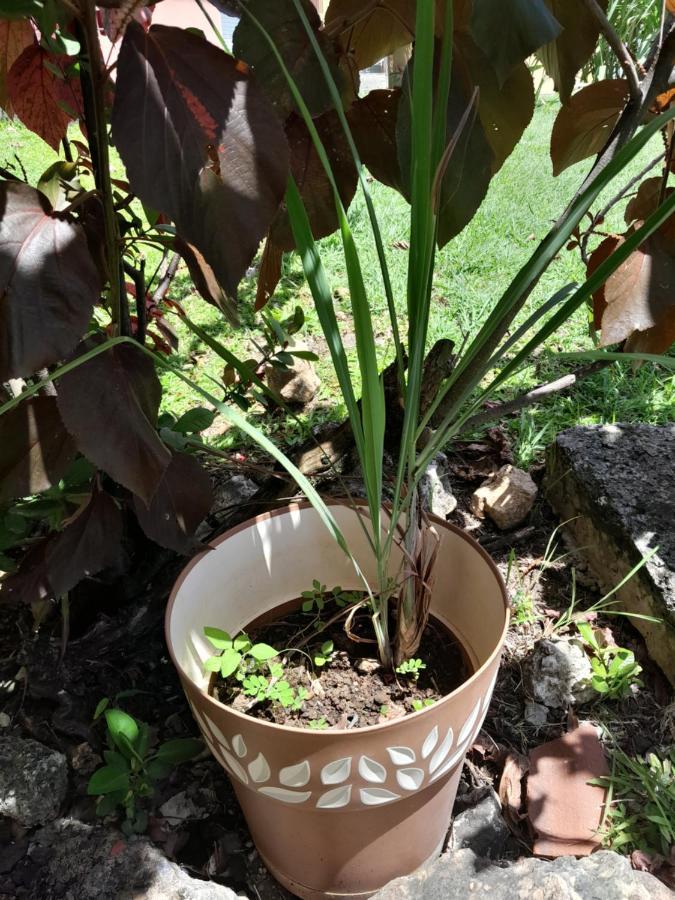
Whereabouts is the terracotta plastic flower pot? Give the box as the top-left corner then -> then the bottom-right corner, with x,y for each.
166,501 -> 509,899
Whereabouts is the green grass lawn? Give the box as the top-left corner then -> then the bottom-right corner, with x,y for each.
2,100 -> 673,465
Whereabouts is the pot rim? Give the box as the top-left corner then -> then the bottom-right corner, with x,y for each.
165,498 -> 510,737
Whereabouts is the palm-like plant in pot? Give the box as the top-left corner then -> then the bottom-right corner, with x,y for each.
1,0 -> 674,896
165,2 -> 675,897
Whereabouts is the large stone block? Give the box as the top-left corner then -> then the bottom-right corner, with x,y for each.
545,424 -> 675,684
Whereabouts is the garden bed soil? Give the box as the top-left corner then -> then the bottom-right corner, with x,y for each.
211,609 -> 469,727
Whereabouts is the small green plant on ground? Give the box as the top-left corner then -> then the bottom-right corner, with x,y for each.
396,658 -> 426,681
203,627 -> 307,711
307,717 -> 329,730
313,640 -> 335,668
87,704 -> 201,834
596,745 -> 675,858
575,622 -> 642,700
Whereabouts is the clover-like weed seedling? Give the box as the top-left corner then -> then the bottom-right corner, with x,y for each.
204,627 -> 307,711
396,658 -> 426,681
301,582 -> 361,614
87,701 -> 202,834
308,717 -> 329,730
313,640 -> 335,668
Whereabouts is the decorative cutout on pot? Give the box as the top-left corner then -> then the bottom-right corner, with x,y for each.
428,726 -> 454,775
232,733 -> 247,758
358,755 -> 387,784
360,788 -> 400,806
320,757 -> 352,785
316,785 -> 352,809
421,725 -> 439,759
248,752 -> 271,784
203,713 -> 231,751
458,698 -> 481,746
396,767 -> 424,791
387,746 -> 416,766
429,746 -> 465,784
279,760 -> 311,787
259,787 -> 312,804
222,748 -> 249,784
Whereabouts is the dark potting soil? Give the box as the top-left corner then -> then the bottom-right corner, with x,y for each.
211,605 -> 470,728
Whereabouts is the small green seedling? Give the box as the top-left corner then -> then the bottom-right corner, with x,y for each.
301,582 -> 360,614
313,640 -> 335,668
204,627 -> 307,712
396,658 -> 426,681
576,622 -> 643,700
307,717 -> 329,730
412,698 -> 435,712
203,627 -> 279,679
87,704 -> 201,834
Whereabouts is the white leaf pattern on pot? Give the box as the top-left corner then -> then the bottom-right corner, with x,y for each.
279,760 -> 311,787
396,767 -> 424,791
428,727 -> 454,775
358,756 -> 387,783
316,785 -> 352,809
458,698 -> 481,746
222,748 -> 249,784
232,734 -> 247,758
428,744 -> 466,784
421,725 -> 439,759
203,714 -> 231,751
259,787 -> 312,804
320,757 -> 352,785
386,746 -> 416,766
248,752 -> 271,783
360,788 -> 400,805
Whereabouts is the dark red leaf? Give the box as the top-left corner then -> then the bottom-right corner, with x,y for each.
0,17 -> 35,113
7,45 -> 82,149
0,542 -> 51,606
470,0 -> 561,86
173,237 -> 238,326
45,488 -> 123,598
111,22 -> 289,301
56,335 -> 171,506
550,79 -> 629,176
255,238 -> 283,311
0,397 -> 77,503
133,451 -> 212,553
347,89 -> 403,193
0,182 -> 100,380
538,0 -> 608,105
233,0 -> 342,119
270,111 -> 358,251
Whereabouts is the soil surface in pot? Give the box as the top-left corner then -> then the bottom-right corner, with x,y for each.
211,607 -> 470,728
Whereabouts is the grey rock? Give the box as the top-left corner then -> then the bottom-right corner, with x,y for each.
420,455 -> 457,519
373,849 -> 671,899
545,424 -> 675,684
266,340 -> 320,406
210,475 -> 258,518
0,712 -> 10,728
0,737 -> 67,826
30,818 -> 239,899
471,465 -> 537,529
159,788 -> 217,822
524,701 -> 549,726
450,790 -> 510,858
529,638 -> 596,708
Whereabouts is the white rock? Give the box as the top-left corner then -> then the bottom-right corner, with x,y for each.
420,454 -> 457,519
529,638 -> 596,708
471,465 -> 537,529
0,737 -> 67,826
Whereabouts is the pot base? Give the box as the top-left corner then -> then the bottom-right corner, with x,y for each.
259,836 -> 446,899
